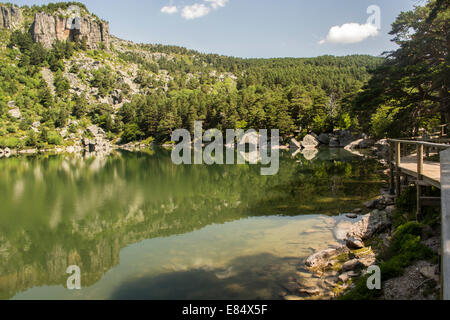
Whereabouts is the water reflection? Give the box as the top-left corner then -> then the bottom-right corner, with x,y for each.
0,148 -> 383,299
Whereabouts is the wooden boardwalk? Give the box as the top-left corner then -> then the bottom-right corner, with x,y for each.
388,139 -> 450,300
398,155 -> 441,188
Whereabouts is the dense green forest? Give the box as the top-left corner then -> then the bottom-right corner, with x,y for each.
0,0 -> 447,149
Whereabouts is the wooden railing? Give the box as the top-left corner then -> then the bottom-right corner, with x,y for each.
388,139 -> 449,196
388,139 -> 450,300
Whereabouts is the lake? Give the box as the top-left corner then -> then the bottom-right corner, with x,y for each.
0,148 -> 383,300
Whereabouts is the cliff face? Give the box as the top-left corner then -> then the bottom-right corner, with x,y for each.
0,5 -> 23,30
31,9 -> 110,50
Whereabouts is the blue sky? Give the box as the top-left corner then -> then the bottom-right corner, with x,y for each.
9,0 -> 417,58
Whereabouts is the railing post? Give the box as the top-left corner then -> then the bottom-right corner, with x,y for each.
417,144 -> 424,178
440,148 -> 450,300
395,142 -> 401,197
395,142 -> 401,166
389,142 -> 395,195
417,144 -> 424,220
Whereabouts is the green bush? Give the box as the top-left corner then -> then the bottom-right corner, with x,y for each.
0,136 -> 23,149
25,130 -> 38,147
46,131 -> 63,145
121,123 -> 143,143
7,126 -> 17,134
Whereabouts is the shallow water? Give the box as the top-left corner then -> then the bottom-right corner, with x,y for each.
0,148 -> 383,300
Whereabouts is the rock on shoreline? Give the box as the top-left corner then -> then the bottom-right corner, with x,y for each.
298,202 -> 393,300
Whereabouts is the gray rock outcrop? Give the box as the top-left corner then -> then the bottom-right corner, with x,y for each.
8,107 -> 21,119
0,5 -> 23,30
346,210 -> 391,241
345,138 -> 375,150
83,125 -> 112,153
31,7 -> 109,49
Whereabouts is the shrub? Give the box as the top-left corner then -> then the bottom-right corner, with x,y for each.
46,131 -> 63,145
121,123 -> 143,143
25,130 -> 38,147
7,126 -> 17,134
0,136 -> 23,149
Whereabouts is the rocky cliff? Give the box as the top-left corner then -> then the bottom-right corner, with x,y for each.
0,5 -> 23,30
31,6 -> 110,49
1,4 -> 109,50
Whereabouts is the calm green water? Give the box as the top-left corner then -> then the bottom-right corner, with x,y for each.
0,148 -> 383,300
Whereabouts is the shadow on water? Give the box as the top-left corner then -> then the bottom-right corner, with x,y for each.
110,253 -> 306,300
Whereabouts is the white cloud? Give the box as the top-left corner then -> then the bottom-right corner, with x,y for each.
161,6 -> 178,14
319,23 -> 379,44
181,3 -> 211,20
205,0 -> 228,9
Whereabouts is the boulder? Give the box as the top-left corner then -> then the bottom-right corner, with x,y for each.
318,133 -> 330,145
8,107 -> 21,119
364,198 -> 381,209
301,134 -> 319,149
305,246 -> 348,269
346,210 -> 391,241
342,259 -> 363,272
338,130 -> 355,147
0,149 -> 4,157
4,147 -> 11,156
345,138 -> 375,150
419,265 -> 439,283
346,237 -> 365,249
339,271 -> 359,282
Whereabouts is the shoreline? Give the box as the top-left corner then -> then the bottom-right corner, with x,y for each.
295,177 -> 441,300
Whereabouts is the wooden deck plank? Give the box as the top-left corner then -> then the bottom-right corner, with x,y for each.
398,155 -> 441,188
